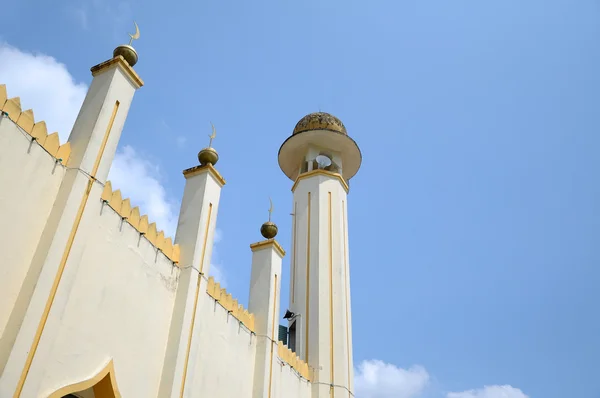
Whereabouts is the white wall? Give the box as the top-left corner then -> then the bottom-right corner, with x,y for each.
272,356 -> 312,398
186,290 -> 256,398
0,119 -> 65,367
21,195 -> 178,397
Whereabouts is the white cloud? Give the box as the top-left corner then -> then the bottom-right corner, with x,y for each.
355,360 -> 430,398
108,145 -> 179,237
0,42 -> 179,237
0,42 -> 87,142
447,386 -> 529,398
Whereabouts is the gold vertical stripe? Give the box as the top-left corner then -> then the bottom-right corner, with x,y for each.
291,202 -> 297,303
267,274 -> 278,398
329,192 -> 334,397
305,192 -> 311,362
343,200 -> 351,397
14,101 -> 120,397
180,203 -> 213,398
91,101 -> 120,176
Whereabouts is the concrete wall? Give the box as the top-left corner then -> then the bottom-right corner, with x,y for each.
186,289 -> 256,398
0,115 -> 67,370
21,188 -> 179,397
272,356 -> 312,398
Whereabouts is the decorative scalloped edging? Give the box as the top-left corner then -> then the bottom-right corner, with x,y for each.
0,84 -> 71,165
101,181 -> 180,263
206,276 -> 255,332
277,341 -> 311,381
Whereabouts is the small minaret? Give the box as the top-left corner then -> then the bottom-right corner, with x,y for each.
1,31 -> 144,397
278,112 -> 361,397
159,125 -> 225,398
248,202 -> 285,398
67,24 -> 143,181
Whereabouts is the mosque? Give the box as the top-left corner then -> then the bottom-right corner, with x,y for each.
0,32 -> 362,398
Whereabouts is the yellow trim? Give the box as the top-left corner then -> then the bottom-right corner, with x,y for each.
206,277 -> 255,332
182,163 -> 226,187
305,192 -> 311,362
291,201 -> 297,304
291,169 -> 349,193
249,239 -> 286,257
179,202 -> 212,398
343,200 -> 351,395
91,55 -> 144,88
14,101 -> 120,397
48,359 -> 121,398
101,180 -> 180,263
267,274 -> 278,398
277,341 -> 311,381
329,192 -> 335,397
94,101 -> 120,175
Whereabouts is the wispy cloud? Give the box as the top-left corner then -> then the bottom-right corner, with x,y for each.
65,0 -> 133,40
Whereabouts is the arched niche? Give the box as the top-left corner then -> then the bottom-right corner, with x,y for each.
48,360 -> 121,398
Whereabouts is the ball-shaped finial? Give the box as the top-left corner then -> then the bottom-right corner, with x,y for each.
260,221 -> 278,239
198,147 -> 219,166
113,44 -> 139,67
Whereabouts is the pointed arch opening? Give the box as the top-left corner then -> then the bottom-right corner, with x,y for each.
48,360 -> 121,398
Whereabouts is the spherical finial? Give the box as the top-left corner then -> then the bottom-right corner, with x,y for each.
113,45 -> 139,67
198,147 -> 219,166
113,45 -> 138,66
261,221 -> 278,239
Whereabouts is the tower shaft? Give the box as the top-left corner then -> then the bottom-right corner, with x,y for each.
288,172 -> 353,397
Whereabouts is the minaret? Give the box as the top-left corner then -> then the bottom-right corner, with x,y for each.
159,125 -> 225,398
1,32 -> 143,397
278,112 -> 361,397
248,206 -> 285,398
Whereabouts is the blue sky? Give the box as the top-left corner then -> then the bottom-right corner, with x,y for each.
1,0 -> 599,397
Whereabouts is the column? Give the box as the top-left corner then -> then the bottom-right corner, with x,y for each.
248,221 -> 285,398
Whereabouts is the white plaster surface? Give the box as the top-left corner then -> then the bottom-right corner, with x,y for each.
186,291 -> 256,398
30,201 -> 178,397
272,357 -> 312,398
0,119 -> 65,350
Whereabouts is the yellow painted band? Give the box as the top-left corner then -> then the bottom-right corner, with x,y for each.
305,192 -> 311,362
48,360 -> 121,398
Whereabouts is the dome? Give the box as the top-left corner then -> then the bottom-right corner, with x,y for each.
292,112 -> 347,135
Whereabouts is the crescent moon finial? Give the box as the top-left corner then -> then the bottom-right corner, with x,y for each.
128,22 -> 140,45
268,197 -> 274,221
208,123 -> 216,147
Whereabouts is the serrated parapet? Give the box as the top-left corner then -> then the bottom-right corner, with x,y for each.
1,84 -> 71,165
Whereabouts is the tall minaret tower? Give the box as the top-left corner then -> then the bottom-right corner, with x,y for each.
278,112 -> 361,398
